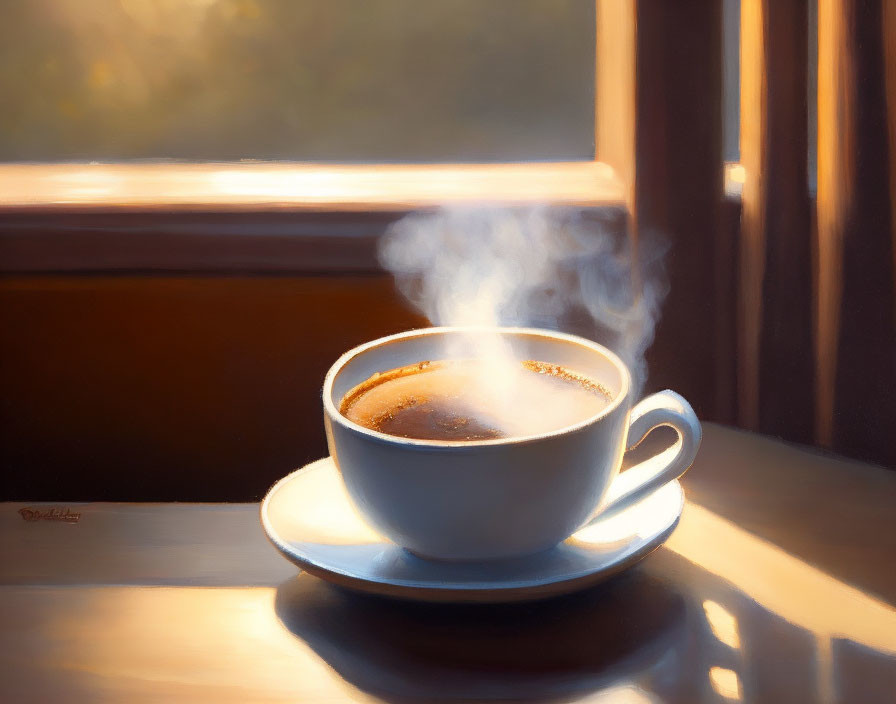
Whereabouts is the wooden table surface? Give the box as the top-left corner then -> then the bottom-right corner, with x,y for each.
2,423 -> 895,703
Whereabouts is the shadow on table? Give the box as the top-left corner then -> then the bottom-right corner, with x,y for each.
274,567 -> 688,702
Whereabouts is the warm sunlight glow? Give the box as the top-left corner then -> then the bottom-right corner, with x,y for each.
575,683 -> 660,703
42,587 -> 362,700
209,162 -> 623,206
0,162 -> 624,210
727,163 -> 746,183
270,463 -> 381,546
702,600 -> 741,650
44,167 -> 125,199
118,0 -> 221,38
669,504 -> 896,654
724,163 -> 746,197
709,667 -> 742,700
573,479 -> 680,547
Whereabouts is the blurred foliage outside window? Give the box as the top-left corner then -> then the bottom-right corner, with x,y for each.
1,0 -> 595,163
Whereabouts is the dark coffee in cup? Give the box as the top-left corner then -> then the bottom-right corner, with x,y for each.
339,359 -> 613,441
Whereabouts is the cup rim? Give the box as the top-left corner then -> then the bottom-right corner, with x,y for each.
323,326 -> 632,449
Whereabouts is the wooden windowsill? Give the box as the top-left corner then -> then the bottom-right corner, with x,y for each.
0,161 -> 624,213
0,162 -> 629,274
0,162 -> 745,276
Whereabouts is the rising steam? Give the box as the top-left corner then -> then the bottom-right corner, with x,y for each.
379,206 -> 667,398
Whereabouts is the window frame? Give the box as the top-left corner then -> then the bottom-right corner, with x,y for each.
0,2 -> 740,275
0,3 -> 637,274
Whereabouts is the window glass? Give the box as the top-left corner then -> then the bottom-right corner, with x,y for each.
723,0 -> 740,164
1,0 -> 595,163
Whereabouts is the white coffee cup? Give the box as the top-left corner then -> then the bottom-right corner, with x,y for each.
323,327 -> 701,561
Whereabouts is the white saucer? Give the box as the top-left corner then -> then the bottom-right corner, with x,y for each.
261,458 -> 684,603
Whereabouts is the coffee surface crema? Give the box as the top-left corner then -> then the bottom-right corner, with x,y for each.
339,359 -> 613,441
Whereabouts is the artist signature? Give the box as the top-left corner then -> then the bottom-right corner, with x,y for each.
18,507 -> 81,523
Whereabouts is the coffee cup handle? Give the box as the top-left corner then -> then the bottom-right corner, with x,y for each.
591,390 -> 701,522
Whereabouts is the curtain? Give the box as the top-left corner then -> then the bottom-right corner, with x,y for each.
739,0 -> 896,467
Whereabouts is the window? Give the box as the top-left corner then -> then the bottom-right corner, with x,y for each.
2,0 -> 595,163
2,0 -> 622,213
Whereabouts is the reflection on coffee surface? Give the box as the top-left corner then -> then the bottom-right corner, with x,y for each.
340,359 -> 613,441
